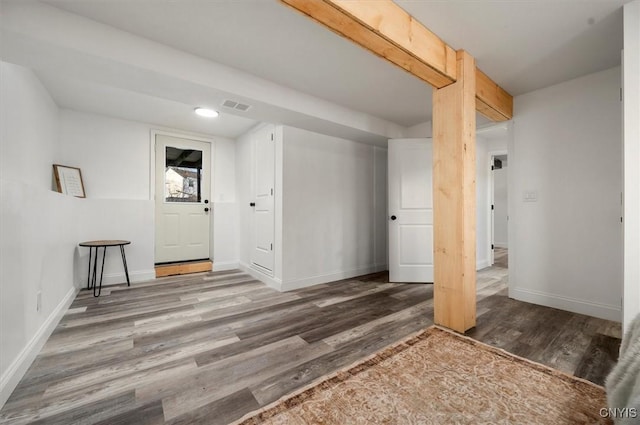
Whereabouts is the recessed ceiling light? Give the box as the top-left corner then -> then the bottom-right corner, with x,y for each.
194,107 -> 219,118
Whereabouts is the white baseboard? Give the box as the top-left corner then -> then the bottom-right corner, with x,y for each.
238,262 -> 283,291
280,264 -> 383,292
0,285 -> 78,409
97,269 -> 156,286
373,263 -> 388,273
477,259 -> 491,270
212,261 -> 239,272
510,287 -> 621,322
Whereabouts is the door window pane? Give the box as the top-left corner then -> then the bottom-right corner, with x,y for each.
165,146 -> 203,203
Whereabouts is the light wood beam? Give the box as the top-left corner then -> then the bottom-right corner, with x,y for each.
280,0 -> 457,88
280,0 -> 513,121
432,50 -> 477,333
476,69 -> 513,121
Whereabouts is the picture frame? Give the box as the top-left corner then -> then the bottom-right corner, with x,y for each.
53,164 -> 86,198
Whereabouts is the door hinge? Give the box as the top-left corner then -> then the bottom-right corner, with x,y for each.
491,244 -> 494,250
491,165 -> 494,171
620,88 -> 623,102
271,133 -> 274,141
491,204 -> 494,210
270,243 -> 273,251
271,188 -> 273,196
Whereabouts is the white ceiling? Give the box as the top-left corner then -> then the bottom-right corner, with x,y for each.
7,0 -> 630,138
38,72 -> 259,138
398,0 -> 626,96
39,0 -> 432,128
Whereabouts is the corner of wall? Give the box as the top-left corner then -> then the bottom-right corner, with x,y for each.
279,264 -> 383,292
238,262 -> 282,291
0,286 -> 78,409
511,287 -> 621,322
623,0 -> 640,332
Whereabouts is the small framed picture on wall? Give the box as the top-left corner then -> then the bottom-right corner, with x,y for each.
53,164 -> 86,198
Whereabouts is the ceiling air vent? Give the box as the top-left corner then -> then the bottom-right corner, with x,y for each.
222,100 -> 238,108
222,99 -> 251,112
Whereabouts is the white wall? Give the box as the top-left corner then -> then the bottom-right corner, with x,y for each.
623,0 -> 640,332
236,124 -> 386,291
57,110 -> 238,280
0,62 -> 78,408
58,111 -> 150,199
57,111 -> 155,283
493,165 -> 509,248
211,137 -> 238,269
405,121 -> 432,138
280,126 -> 387,290
510,66 -> 623,321
373,147 -> 388,269
235,127 -> 256,272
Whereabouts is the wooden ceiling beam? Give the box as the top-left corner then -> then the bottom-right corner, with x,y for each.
475,68 -> 513,121
280,0 -> 457,88
280,0 -> 513,121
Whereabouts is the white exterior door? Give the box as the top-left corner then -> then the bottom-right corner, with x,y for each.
388,138 -> 434,282
155,135 -> 211,263
251,126 -> 275,273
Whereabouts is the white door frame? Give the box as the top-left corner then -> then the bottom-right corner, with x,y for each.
488,149 -> 508,266
149,129 -> 216,261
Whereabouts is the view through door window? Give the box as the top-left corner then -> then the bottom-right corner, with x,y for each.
164,146 -> 203,203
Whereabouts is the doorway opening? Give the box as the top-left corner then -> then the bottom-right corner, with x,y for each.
490,152 -> 508,269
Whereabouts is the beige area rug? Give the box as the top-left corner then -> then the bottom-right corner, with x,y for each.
234,326 -> 611,425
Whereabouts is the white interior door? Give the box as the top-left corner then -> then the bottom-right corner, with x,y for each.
388,138 -> 434,282
155,135 -> 211,263
251,126 -> 275,273
490,157 -> 496,265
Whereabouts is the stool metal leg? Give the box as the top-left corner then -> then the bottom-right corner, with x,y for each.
87,247 -> 94,290
120,245 -> 130,286
95,246 -> 107,297
87,247 -> 99,289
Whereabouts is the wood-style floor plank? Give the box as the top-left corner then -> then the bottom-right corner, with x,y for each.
0,260 -> 622,424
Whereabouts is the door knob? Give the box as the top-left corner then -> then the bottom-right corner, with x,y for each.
390,215 -> 397,220
204,207 -> 209,212
250,202 -> 256,207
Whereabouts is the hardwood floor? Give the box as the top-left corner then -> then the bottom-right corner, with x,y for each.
493,247 -> 508,268
0,264 -> 621,424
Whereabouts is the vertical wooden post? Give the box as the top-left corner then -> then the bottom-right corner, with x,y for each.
432,50 -> 477,333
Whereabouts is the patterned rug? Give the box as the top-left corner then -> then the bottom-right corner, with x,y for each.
234,326 -> 611,425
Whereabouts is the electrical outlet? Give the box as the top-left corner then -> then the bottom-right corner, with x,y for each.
37,291 -> 42,312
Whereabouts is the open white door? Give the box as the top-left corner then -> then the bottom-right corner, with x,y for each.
155,135 -> 211,263
251,126 -> 275,273
388,138 -> 434,282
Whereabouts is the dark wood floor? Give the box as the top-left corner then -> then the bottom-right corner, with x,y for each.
494,246 -> 508,268
0,262 -> 621,424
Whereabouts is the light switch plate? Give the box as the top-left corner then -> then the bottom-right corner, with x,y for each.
524,191 -> 538,202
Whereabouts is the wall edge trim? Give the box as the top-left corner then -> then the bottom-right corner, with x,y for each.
280,264 -> 383,292
0,285 -> 78,409
511,287 -> 621,322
